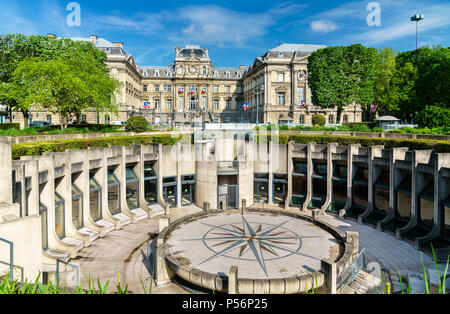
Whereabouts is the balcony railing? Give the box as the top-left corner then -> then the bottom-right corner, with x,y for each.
217,161 -> 239,175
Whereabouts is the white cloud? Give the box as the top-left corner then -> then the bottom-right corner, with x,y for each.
310,20 -> 338,33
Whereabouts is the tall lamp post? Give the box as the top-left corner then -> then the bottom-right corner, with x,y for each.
411,14 -> 424,50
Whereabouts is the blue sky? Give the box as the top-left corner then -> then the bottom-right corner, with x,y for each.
0,0 -> 449,67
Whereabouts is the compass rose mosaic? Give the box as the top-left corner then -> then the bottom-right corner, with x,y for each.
166,213 -> 340,279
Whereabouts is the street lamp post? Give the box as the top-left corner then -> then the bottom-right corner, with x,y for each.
411,14 -> 424,50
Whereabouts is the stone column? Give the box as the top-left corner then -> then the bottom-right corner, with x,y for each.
340,144 -> 360,217
303,142 -> 315,211
359,146 -> 383,223
228,266 -> 238,294
321,143 -> 337,214
321,259 -> 337,294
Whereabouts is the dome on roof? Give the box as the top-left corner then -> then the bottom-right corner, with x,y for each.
177,46 -> 208,59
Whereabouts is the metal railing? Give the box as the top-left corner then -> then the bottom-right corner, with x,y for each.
337,248 -> 365,293
0,237 -> 13,281
56,259 -> 80,288
217,161 -> 239,174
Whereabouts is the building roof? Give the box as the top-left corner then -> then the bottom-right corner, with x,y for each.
268,44 -> 327,53
376,116 -> 400,121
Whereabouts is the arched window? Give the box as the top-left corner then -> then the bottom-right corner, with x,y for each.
329,115 -> 334,124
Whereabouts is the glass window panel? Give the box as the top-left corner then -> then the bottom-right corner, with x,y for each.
312,177 -> 327,202
353,183 -> 368,209
397,192 -> 411,219
292,175 -> 307,196
273,182 -> 286,204
333,164 -> 347,179
293,161 -> 307,174
312,162 -> 327,177
126,166 -> 138,181
39,203 -> 48,250
144,179 -> 157,205
72,194 -> 83,229
126,181 -> 139,210
332,179 -> 347,205
90,190 -> 101,222
420,198 -> 434,229
108,169 -> 119,185
164,185 -> 177,207
354,165 -> 369,182
144,164 -> 156,178
254,173 -> 269,180
273,174 -> 288,181
55,193 -> 65,239
163,177 -> 177,184
375,169 -> 390,187
374,187 -> 389,213
108,185 -> 120,215
254,181 -> 268,203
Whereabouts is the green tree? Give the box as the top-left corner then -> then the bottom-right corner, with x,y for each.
0,34 -> 113,127
307,44 -> 378,120
4,57 -> 120,130
416,105 -> 450,128
373,48 -> 397,113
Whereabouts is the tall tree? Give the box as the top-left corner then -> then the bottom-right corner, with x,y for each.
0,34 -> 112,127
373,48 -> 397,114
3,56 -> 120,131
307,44 -> 378,120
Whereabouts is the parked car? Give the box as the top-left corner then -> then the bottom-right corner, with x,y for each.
29,121 -> 52,127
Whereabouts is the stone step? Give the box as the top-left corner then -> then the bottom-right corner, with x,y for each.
148,203 -> 165,217
131,208 -> 148,221
95,219 -> 115,234
113,213 -> 132,227
78,227 -> 99,242
62,237 -> 84,252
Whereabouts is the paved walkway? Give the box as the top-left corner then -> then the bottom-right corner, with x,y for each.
60,205 -> 444,294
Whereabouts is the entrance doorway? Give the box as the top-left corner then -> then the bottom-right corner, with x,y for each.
163,177 -> 177,208
217,185 -> 238,209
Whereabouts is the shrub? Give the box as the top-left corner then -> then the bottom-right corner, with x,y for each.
256,134 -> 450,153
311,114 -> 326,127
350,124 -> 372,132
416,105 -> 450,129
372,127 -> 384,133
0,123 -> 20,131
12,134 -> 186,159
125,116 -> 148,133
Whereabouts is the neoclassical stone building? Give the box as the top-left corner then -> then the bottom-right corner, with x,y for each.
11,35 -> 362,127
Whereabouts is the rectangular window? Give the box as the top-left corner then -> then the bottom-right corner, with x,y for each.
166,99 -> 172,110
143,85 -> 148,92
155,99 -> 160,110
300,115 -> 305,124
277,93 -> 285,105
179,96 -> 184,109
226,100 -> 231,110
155,85 -> 160,92
278,73 -> 284,82
167,85 -> 172,92
214,100 -> 219,110
214,86 -> 219,93
225,86 -> 230,93
202,97 -> 207,111
298,86 -> 305,105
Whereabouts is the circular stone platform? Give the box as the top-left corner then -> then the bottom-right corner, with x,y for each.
163,211 -> 345,293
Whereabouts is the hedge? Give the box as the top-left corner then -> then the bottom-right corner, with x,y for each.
12,134 -> 189,160
256,134 -> 450,153
0,123 -> 20,130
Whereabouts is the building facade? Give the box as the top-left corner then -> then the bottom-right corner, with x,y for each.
10,36 -> 362,127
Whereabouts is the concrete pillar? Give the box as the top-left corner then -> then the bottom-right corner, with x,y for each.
340,144 -> 360,217
241,199 -> 246,214
202,202 -> 210,213
154,238 -> 173,286
303,142 -> 315,211
359,146 -> 383,223
0,137 -> 12,204
321,143 -> 337,214
117,146 -> 136,222
378,148 -> 409,230
321,259 -> 337,294
228,265 -> 238,294
268,141 -> 273,205
176,143 -> 182,209
159,217 -> 170,233
346,231 -> 359,260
